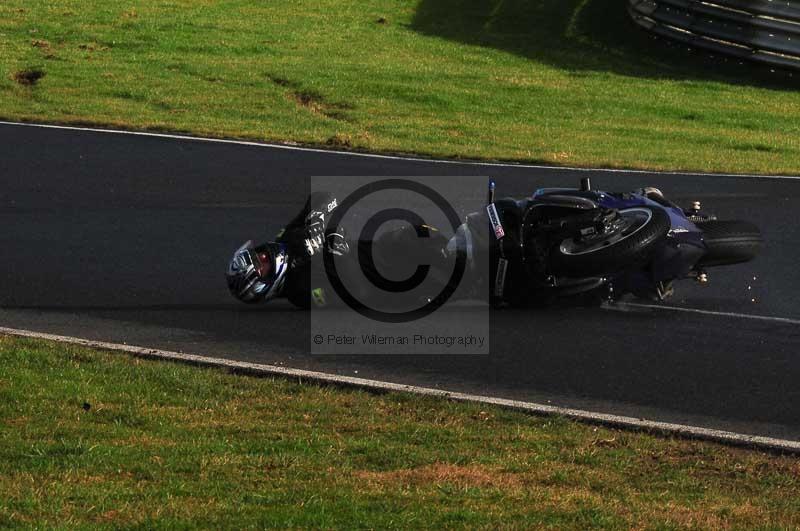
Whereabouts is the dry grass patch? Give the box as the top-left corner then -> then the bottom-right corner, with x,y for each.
289,90 -> 353,122
355,463 -> 523,489
11,68 -> 45,86
326,133 -> 353,147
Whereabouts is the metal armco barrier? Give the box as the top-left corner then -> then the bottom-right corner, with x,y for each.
628,0 -> 800,70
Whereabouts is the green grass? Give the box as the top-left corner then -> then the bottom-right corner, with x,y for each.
2,335 -> 800,528
0,0 -> 798,174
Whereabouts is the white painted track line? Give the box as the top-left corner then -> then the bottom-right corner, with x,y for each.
611,302 -> 800,326
1,120 -> 799,180
2,325 -> 798,453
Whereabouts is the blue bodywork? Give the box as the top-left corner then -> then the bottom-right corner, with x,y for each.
532,187 -> 707,297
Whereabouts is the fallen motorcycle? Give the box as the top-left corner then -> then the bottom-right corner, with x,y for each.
480,178 -> 762,305
226,180 -> 762,308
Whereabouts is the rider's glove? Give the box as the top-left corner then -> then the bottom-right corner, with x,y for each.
304,213 -> 326,256
299,193 -> 348,258
303,214 -> 349,257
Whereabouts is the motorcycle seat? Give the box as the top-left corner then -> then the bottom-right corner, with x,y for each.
528,194 -> 597,210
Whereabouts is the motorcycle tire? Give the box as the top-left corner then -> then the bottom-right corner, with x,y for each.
696,220 -> 762,267
550,206 -> 670,277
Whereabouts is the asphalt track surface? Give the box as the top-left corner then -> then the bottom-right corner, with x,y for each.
2,122 -> 800,440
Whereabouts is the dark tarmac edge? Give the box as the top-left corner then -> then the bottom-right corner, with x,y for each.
5,325 -> 799,455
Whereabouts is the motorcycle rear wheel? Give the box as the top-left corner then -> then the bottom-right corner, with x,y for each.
550,206 -> 670,277
696,220 -> 762,267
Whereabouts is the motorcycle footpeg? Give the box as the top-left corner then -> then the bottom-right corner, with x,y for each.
685,213 -> 718,223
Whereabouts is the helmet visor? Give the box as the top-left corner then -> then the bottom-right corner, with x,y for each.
255,251 -> 272,279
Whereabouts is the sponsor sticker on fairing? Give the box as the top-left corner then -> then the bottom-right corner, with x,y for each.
486,203 -> 505,239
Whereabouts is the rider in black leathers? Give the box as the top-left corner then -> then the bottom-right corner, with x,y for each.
226,192 -> 546,308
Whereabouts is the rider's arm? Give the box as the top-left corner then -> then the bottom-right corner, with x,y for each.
275,191 -> 349,308
276,191 -> 341,261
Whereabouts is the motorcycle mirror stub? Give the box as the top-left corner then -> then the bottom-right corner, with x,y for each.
580,177 -> 591,192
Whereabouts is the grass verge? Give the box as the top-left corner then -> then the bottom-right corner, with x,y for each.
0,0 -> 798,174
1,334 -> 800,528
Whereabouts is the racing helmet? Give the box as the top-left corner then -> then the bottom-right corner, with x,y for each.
226,241 -> 288,303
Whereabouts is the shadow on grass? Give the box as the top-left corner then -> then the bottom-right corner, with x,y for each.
411,0 -> 796,89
